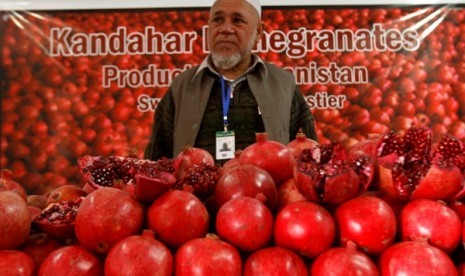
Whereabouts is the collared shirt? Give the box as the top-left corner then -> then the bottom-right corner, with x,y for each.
193,54 -> 268,81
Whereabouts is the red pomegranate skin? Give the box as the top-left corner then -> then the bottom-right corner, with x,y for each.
0,176 -> 28,201
400,199 -> 461,253
75,187 -> 144,254
216,196 -> 273,252
175,236 -> 242,276
21,233 -> 64,269
147,190 -> 209,248
274,201 -> 335,258
276,176 -> 307,212
27,194 -> 48,210
214,164 -> 278,211
379,241 -> 458,276
287,132 -> 319,160
310,247 -> 378,276
0,250 -> 35,276
38,245 -> 103,276
409,164 -> 463,201
0,191 -> 31,250
105,231 -> 173,276
46,184 -> 87,205
174,146 -> 215,180
243,246 -> 308,276
239,132 -> 296,186
335,195 -> 396,255
449,200 -> 465,221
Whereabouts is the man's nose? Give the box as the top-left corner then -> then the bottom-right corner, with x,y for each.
218,20 -> 235,34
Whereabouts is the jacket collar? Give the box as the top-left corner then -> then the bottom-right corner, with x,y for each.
192,54 -> 267,81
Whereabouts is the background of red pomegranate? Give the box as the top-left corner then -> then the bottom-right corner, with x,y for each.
1,5 -> 465,195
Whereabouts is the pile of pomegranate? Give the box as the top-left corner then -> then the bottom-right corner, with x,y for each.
2,7 -> 465,196
1,127 -> 465,275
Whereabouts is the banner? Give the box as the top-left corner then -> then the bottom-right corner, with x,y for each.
1,4 -> 464,194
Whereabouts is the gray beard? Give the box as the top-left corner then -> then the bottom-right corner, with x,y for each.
211,32 -> 257,71
211,53 -> 242,70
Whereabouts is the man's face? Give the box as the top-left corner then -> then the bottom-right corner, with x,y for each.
208,0 -> 262,70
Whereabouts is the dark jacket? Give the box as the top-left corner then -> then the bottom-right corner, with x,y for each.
144,60 -> 317,160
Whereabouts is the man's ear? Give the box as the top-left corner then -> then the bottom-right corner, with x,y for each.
255,21 -> 264,43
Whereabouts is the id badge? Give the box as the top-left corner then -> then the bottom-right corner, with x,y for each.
216,130 -> 235,160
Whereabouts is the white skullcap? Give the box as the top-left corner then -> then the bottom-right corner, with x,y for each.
245,0 -> 261,17
213,0 -> 261,17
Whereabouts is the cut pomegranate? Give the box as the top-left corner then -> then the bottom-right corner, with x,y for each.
287,129 -> 319,160
174,163 -> 222,201
78,155 -> 176,202
173,146 -> 215,180
134,172 -> 176,204
296,142 -> 362,205
377,127 -> 463,201
33,197 -> 83,240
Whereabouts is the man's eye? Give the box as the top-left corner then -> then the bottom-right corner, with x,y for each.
211,17 -> 223,23
234,18 -> 245,24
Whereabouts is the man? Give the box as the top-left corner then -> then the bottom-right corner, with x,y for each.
144,0 -> 317,163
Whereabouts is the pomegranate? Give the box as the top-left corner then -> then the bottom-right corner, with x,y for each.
216,196 -> 273,252
377,128 -> 463,201
0,191 -> 31,249
21,233 -> 64,269
276,174 -> 308,211
175,235 -> 242,276
379,241 -> 458,276
0,170 -> 27,201
287,130 -> 319,159
310,247 -> 378,276
29,205 -> 42,222
33,197 -> 82,240
243,246 -> 308,276
347,136 -> 379,190
173,146 -> 215,180
400,198 -> 461,253
214,164 -> 278,211
296,142 -> 362,205
75,187 -> 143,254
147,190 -> 209,248
239,132 -> 296,186
78,155 -> 176,196
105,230 -> 173,276
0,250 -> 35,276
134,171 -> 176,203
450,199 -> 465,220
38,245 -> 103,276
46,184 -> 87,205
27,194 -> 48,210
334,195 -> 396,255
274,201 -> 335,258
221,150 -> 242,172
174,163 -> 222,201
